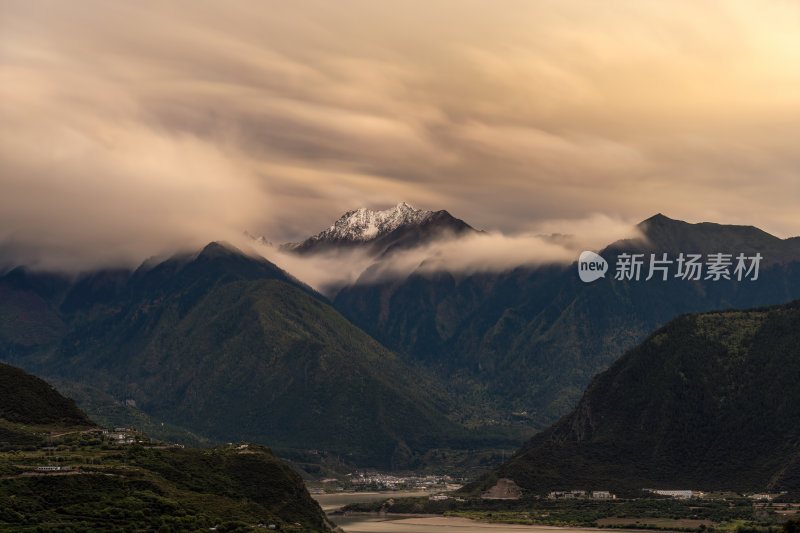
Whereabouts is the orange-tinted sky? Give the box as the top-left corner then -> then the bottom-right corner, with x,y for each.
2,1 -> 800,269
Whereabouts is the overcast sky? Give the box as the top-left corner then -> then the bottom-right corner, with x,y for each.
3,0 -> 800,270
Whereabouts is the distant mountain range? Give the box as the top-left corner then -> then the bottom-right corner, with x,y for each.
333,212 -> 800,428
481,299 -> 800,493
3,206 -> 800,471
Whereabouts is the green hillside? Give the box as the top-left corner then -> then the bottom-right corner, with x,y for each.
1,243 -> 505,469
0,441 -> 334,532
490,299 -> 800,493
0,361 -> 94,447
0,362 -> 333,532
59,277 -> 472,466
0,362 -> 91,427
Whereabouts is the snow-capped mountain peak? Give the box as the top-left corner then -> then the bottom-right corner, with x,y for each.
280,202 -> 476,255
315,202 -> 434,243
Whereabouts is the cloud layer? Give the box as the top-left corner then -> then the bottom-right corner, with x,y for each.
249,214 -> 641,294
3,1 -> 800,270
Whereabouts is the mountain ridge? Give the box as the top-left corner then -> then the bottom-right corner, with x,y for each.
485,298 -> 800,493
0,241 -> 509,468
333,213 -> 800,429
619,213 -> 799,263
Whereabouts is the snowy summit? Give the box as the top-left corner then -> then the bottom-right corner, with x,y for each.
281,201 -> 475,255
311,202 -> 434,243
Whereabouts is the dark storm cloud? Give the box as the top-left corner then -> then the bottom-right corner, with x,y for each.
2,0 -> 800,271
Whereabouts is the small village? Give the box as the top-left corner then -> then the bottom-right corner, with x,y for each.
26,426 -> 183,473
308,471 -> 465,494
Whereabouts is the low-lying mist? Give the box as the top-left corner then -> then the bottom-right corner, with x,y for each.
247,214 -> 642,296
